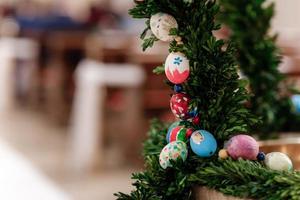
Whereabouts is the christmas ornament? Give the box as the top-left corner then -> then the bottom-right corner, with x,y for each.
165,52 -> 190,84
226,135 -> 259,160
257,152 -> 266,161
166,121 -> 180,142
292,95 -> 300,114
174,84 -> 183,93
170,93 -> 190,119
218,149 -> 228,159
167,126 -> 193,143
150,13 -> 178,42
175,36 -> 182,42
175,36 -> 184,45
159,141 -> 188,169
264,152 -> 293,171
189,109 -> 198,117
190,130 -> 217,157
192,116 -> 200,125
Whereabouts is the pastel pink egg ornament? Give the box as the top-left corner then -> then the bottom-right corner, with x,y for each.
226,134 -> 259,160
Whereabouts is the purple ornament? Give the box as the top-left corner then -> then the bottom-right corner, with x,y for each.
226,134 -> 259,160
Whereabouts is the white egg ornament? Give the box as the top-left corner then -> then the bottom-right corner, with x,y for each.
264,152 -> 293,171
165,52 -> 190,84
190,130 -> 217,157
150,13 -> 178,42
159,141 -> 188,169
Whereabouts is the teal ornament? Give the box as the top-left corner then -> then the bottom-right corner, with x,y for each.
166,121 -> 180,142
292,95 -> 300,114
159,141 -> 188,169
190,130 -> 217,157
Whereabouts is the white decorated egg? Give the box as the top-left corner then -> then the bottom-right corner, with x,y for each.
159,141 -> 188,169
264,152 -> 293,171
150,13 -> 178,42
165,52 -> 190,84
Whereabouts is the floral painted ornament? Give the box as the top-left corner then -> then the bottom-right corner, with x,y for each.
170,93 -> 190,119
165,52 -> 190,84
159,141 -> 188,169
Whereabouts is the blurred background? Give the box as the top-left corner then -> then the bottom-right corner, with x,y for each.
0,0 -> 298,199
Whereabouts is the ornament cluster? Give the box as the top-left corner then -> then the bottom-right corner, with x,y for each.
218,134 -> 293,171
150,12 -> 190,85
149,11 -> 294,172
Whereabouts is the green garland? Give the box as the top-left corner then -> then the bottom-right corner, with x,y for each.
192,159 -> 300,199
115,0 -> 300,199
219,0 -> 300,137
116,120 -> 300,200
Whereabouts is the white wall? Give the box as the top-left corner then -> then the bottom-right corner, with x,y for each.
270,0 -> 300,40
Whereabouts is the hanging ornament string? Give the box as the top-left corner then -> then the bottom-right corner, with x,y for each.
150,11 -> 218,168
149,11 -> 293,171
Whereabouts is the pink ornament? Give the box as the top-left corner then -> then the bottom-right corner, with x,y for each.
170,93 -> 190,119
165,52 -> 190,84
226,134 -> 259,160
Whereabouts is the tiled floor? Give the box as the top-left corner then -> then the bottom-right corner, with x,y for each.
0,108 -> 135,200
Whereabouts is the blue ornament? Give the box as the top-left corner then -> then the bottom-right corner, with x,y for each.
257,152 -> 266,161
174,84 -> 183,93
190,130 -> 217,157
292,95 -> 300,113
166,121 -> 180,142
189,110 -> 197,117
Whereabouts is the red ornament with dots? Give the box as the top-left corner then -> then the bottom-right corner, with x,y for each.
170,93 -> 190,119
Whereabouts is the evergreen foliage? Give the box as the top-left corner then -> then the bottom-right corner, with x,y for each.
115,120 -> 300,200
219,0 -> 300,136
115,0 -> 300,199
